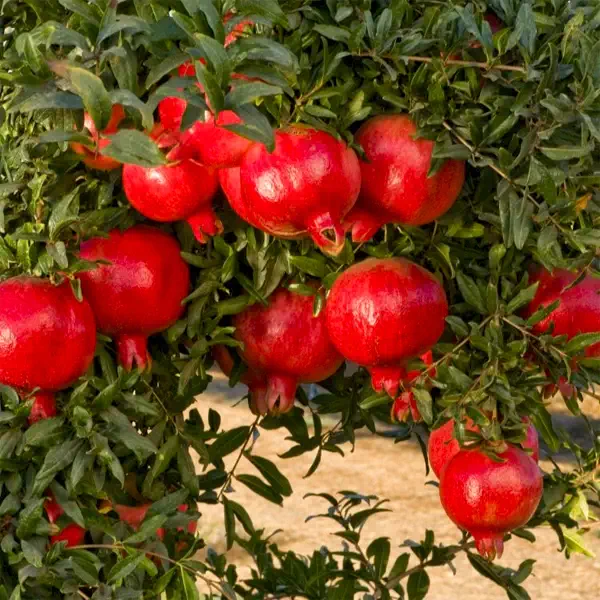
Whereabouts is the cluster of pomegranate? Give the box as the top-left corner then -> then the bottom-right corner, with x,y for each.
0,225 -> 190,424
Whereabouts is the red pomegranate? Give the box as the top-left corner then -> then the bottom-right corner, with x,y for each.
390,350 -> 435,422
44,493 -> 64,524
121,142 -> 220,243
232,286 -> 344,415
50,523 -> 86,548
326,258 -> 448,398
428,417 -> 540,478
212,345 -> 269,415
78,226 -> 190,371
114,503 -> 196,539
71,104 -> 125,171
0,277 -> 96,422
345,115 -> 465,242
220,126 -> 361,255
440,445 -> 543,560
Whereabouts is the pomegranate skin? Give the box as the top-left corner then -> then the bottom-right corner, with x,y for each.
235,126 -> 361,255
345,115 -> 465,242
440,445 -> 543,560
0,277 -> 96,398
232,287 -> 344,415
212,345 -> 269,416
122,156 -> 220,243
44,493 -> 64,524
50,523 -> 86,548
428,417 -> 539,479
523,267 -> 600,355
78,226 -> 190,371
325,258 -> 448,398
28,392 -> 58,425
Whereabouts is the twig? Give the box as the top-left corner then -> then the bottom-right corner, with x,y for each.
217,415 -> 260,500
77,591 -> 91,600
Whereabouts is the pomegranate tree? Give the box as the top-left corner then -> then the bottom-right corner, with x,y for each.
1,2 -> 598,599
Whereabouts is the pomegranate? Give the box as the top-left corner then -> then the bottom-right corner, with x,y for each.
121,140 -> 220,243
0,277 -> 96,421
428,417 -> 540,478
50,523 -> 86,548
345,115 -> 465,242
325,258 -> 448,398
114,502 -> 196,539
44,493 -> 64,524
221,126 -> 361,255
231,286 -> 344,415
78,226 -> 190,371
440,445 -> 543,560
212,345 -> 269,416
390,351 -> 435,422
71,104 -> 125,171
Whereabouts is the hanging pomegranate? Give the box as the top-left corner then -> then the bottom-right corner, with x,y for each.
78,225 -> 190,371
231,286 -> 344,415
220,126 -> 361,255
326,258 -> 448,398
345,114 -> 465,242
0,277 -> 96,424
439,445 -> 543,560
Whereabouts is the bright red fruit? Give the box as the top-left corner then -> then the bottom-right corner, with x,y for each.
345,115 -> 465,242
232,286 -> 344,415
180,110 -> 253,168
390,351 -> 435,423
212,345 -> 269,416
44,493 -> 64,524
440,445 -> 543,560
114,503 -> 152,530
0,277 -> 96,421
326,258 -> 448,398
428,417 -> 539,478
122,145 -> 220,243
221,126 -> 361,255
71,104 -> 125,171
50,523 -> 86,548
78,226 -> 190,371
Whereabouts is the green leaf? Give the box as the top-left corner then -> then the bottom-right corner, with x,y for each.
313,25 -> 350,42
539,146 -> 593,161
181,569 -> 200,600
102,130 -> 166,167
407,570 -> 430,600
125,514 -> 168,544
21,539 -> 43,568
565,333 -> 600,354
97,16 -> 151,43
225,82 -> 283,108
235,474 -> 283,505
236,0 -> 287,27
145,52 -> 189,89
223,498 -> 236,551
23,417 -> 65,447
506,282 -> 539,314
289,255 -> 326,278
107,552 -> 146,583
209,426 -> 250,462
456,272 -> 486,314
412,388 -> 433,425
100,408 -> 158,462
58,0 -> 101,26
245,454 -> 292,497
563,528 -> 596,558
367,537 -> 390,578
33,439 -> 84,496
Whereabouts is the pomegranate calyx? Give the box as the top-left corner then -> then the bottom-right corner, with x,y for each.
344,206 -> 385,243
116,334 -> 151,372
473,532 -> 505,561
306,213 -> 346,257
28,392 -> 58,425
248,381 -> 270,416
390,390 -> 422,423
265,373 -> 297,416
186,208 -> 224,243
368,365 -> 408,399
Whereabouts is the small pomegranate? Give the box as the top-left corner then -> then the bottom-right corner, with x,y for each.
115,502 -> 196,539
44,493 -> 64,524
440,445 -> 543,560
50,523 -> 86,548
0,277 -> 96,421
221,126 -> 361,255
78,226 -> 190,371
232,286 -> 344,415
71,104 -> 125,171
345,115 -> 465,242
390,351 -> 435,423
326,258 -> 448,398
122,138 -> 220,243
212,345 -> 269,416
428,417 -> 539,478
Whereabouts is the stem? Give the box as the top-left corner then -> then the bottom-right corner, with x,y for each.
217,416 -> 260,500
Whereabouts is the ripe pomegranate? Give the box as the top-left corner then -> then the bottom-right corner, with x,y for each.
390,351 -> 435,423
231,286 -> 344,415
50,523 -> 86,548
428,417 -> 539,478
44,493 -> 64,524
121,141 -> 220,243
114,503 -> 196,539
212,345 -> 269,416
0,277 -> 96,421
78,226 -> 190,371
345,115 -> 465,242
28,392 -> 58,425
440,445 -> 543,560
326,258 -> 448,398
221,126 -> 361,255
71,104 -> 125,171
180,110 -> 253,168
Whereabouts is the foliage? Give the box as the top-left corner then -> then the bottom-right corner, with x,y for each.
0,0 -> 599,598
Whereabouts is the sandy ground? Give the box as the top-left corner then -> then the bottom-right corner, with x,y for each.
193,371 -> 600,599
